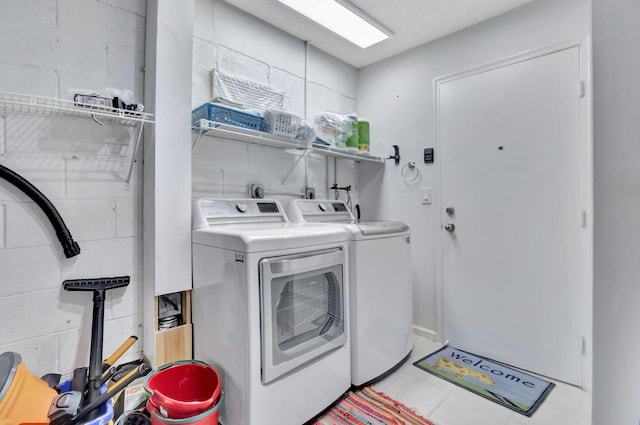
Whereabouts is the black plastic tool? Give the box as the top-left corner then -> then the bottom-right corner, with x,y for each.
70,364 -> 151,424
49,364 -> 150,425
99,366 -> 116,387
117,411 -> 151,425
63,276 -> 130,421
70,366 -> 88,409
40,372 -> 62,389
48,391 -> 83,425
111,362 -> 139,383
71,367 -> 88,393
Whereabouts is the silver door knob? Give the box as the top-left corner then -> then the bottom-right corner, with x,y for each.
444,223 -> 456,232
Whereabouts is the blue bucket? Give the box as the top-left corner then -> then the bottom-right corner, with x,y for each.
59,380 -> 114,425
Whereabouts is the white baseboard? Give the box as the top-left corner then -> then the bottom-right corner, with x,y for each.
412,325 -> 438,341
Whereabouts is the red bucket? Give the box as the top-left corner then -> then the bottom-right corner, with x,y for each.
143,360 -> 221,420
146,392 -> 223,425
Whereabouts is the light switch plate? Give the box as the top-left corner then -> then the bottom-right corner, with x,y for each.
422,187 -> 432,204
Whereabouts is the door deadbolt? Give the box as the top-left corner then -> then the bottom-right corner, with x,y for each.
446,207 -> 455,216
444,223 -> 456,232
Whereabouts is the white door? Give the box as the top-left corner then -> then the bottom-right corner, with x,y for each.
438,46 -> 587,385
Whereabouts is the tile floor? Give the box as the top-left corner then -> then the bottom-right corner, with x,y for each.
372,335 -> 591,425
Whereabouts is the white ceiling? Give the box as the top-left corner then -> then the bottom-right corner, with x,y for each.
224,0 -> 534,68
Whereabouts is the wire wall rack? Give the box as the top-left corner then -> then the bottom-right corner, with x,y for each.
0,92 -> 154,125
0,92 -> 154,184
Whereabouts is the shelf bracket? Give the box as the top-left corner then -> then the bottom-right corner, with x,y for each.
125,121 -> 146,184
91,114 -> 104,126
192,127 -> 204,152
282,148 -> 310,185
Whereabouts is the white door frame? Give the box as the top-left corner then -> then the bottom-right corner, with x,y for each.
433,37 -> 592,389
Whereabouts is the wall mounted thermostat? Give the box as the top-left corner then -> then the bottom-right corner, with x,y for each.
424,148 -> 434,164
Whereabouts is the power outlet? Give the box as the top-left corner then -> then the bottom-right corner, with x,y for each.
305,187 -> 316,199
250,183 -> 264,199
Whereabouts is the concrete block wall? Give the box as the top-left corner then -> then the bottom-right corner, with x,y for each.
0,0 -> 146,378
192,0 -> 361,203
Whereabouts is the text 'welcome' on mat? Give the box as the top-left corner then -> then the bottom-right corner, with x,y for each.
414,345 -> 554,416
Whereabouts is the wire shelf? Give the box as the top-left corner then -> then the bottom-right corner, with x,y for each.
0,92 -> 154,125
193,120 -> 385,163
0,92 -> 154,184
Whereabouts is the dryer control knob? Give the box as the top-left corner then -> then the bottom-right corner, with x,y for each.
318,203 -> 327,212
236,203 -> 248,213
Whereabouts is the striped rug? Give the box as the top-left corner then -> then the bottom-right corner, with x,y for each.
310,387 -> 436,425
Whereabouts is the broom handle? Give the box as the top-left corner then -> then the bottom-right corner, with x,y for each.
85,289 -> 106,420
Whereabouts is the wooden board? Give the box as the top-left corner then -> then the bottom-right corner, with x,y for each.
154,324 -> 193,366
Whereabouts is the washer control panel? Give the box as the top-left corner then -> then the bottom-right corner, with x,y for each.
288,199 -> 354,222
193,199 -> 286,228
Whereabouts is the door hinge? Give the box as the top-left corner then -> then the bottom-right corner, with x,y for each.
581,336 -> 586,354
580,210 -> 587,227
578,80 -> 585,97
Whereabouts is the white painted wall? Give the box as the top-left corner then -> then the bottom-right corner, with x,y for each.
191,0 -> 361,203
0,0 -> 146,378
592,1 -> 640,424
357,0 -> 591,341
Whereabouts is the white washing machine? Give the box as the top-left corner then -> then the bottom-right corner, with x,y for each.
287,199 -> 413,387
191,198 -> 351,425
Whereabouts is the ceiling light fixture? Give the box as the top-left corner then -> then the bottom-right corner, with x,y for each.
276,0 -> 391,49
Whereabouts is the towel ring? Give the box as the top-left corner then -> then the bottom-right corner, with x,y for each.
401,161 -> 420,184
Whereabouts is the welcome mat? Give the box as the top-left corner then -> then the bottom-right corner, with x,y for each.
414,345 -> 554,417
309,387 -> 436,425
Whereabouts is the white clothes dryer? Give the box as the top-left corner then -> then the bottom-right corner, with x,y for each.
287,199 -> 413,387
191,198 -> 351,425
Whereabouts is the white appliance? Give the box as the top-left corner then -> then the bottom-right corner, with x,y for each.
287,199 -> 413,387
191,198 -> 351,425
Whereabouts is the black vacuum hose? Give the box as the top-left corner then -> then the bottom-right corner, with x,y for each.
0,163 -> 80,258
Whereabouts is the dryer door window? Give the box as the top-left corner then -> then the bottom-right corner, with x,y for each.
260,248 -> 346,384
